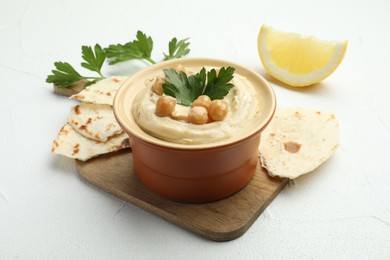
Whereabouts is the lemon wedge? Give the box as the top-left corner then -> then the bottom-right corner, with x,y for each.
258,24 -> 347,87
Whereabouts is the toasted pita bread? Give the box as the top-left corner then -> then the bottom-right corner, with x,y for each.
51,123 -> 130,161
67,103 -> 122,142
259,107 -> 339,179
70,76 -> 128,105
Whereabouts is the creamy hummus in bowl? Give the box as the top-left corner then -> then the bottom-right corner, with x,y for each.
113,58 -> 276,202
133,69 -> 261,145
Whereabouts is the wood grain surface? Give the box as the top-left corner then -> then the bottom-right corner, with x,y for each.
76,149 -> 288,241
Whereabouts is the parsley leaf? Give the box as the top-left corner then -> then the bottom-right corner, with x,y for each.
46,62 -> 83,88
104,31 -> 190,65
162,69 -> 193,106
162,67 -> 235,106
164,38 -> 190,60
135,31 -> 153,61
46,44 -> 106,88
104,30 -> 155,65
103,42 -> 142,64
188,67 -> 206,99
204,66 -> 235,100
81,44 -> 106,77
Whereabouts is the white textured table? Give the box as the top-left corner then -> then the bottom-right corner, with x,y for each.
1,0 -> 389,259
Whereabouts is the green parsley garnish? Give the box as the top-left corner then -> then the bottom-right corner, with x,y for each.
80,45 -> 106,78
163,38 -> 190,61
46,44 -> 106,88
104,31 -> 154,65
162,67 -> 235,106
47,31 -> 191,89
104,31 -> 190,65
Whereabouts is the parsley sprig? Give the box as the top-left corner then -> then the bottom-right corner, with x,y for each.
104,31 -> 155,65
81,45 -> 106,77
46,44 -> 106,88
163,38 -> 190,61
46,31 -> 191,88
105,31 -> 190,65
162,67 -> 235,106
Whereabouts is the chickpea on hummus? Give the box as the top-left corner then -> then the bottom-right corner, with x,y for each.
133,66 -> 260,144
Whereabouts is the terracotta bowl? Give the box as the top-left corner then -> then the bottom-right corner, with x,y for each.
113,58 -> 276,203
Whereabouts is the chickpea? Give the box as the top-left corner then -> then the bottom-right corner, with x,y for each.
155,96 -> 176,117
208,100 -> 228,121
152,77 -> 166,95
188,106 -> 209,125
192,95 -> 211,109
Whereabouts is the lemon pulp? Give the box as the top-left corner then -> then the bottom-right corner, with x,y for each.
258,24 -> 347,87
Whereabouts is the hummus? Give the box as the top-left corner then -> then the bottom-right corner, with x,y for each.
133,68 -> 260,144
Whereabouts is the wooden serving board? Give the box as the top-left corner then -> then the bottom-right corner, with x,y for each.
76,149 -> 288,241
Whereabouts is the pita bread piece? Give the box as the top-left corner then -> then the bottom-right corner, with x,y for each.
259,107 -> 339,179
70,76 -> 128,105
51,123 -> 130,161
68,103 -> 122,142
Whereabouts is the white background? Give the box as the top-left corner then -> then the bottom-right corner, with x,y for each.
1,0 -> 390,259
